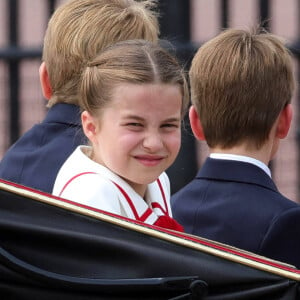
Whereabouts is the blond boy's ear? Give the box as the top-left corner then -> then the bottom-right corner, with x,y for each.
39,62 -> 52,100
189,105 -> 206,141
81,111 -> 98,144
275,103 -> 293,139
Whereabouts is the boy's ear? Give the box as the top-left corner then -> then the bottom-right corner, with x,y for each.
81,111 -> 98,144
276,103 -> 293,139
39,62 -> 52,100
189,105 -> 206,141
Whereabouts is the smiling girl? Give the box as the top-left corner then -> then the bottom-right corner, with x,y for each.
52,39 -> 189,231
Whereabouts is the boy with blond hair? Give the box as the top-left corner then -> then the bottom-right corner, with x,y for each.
0,0 -> 159,193
172,27 -> 300,268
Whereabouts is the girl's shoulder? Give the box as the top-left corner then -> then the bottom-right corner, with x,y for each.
57,172 -> 122,214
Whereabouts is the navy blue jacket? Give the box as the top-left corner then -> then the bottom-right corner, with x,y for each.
172,158 -> 300,269
0,103 -> 86,194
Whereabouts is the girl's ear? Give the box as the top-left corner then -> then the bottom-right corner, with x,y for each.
81,111 -> 98,144
39,62 -> 52,100
276,103 -> 293,139
189,105 -> 206,141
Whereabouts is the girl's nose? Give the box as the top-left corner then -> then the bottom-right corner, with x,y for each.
142,132 -> 163,152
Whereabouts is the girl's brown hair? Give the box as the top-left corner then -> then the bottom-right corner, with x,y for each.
80,39 -> 189,118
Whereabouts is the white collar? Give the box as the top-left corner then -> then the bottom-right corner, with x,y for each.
78,146 -> 171,222
209,153 -> 271,178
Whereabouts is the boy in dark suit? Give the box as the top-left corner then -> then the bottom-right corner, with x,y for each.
172,27 -> 300,269
0,0 -> 159,193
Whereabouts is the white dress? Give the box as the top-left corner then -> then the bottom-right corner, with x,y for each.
52,146 -> 173,226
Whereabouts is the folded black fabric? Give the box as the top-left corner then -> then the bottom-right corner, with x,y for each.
0,180 -> 299,300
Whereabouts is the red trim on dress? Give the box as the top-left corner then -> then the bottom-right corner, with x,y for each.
156,178 -> 169,214
112,182 -> 140,220
59,173 -> 169,224
59,172 -> 96,197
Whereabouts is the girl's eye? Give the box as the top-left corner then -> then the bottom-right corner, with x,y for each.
161,123 -> 179,129
127,123 -> 142,127
124,123 -> 144,130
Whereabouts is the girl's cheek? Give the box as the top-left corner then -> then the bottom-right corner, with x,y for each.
119,132 -> 142,145
168,133 -> 181,151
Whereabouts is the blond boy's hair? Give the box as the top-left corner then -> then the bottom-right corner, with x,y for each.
189,27 -> 295,149
43,0 -> 159,107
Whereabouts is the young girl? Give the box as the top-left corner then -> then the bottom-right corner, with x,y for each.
52,40 -> 189,231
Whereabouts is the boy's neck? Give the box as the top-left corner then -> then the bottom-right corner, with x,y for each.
210,142 -> 274,166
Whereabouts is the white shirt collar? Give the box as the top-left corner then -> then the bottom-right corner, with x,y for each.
209,153 -> 271,178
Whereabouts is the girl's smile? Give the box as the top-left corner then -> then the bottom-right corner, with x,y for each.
133,154 -> 166,167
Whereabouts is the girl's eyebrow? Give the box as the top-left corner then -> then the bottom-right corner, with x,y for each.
123,115 -> 181,123
164,117 -> 181,123
123,115 -> 144,121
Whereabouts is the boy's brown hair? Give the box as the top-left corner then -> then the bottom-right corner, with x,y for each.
189,27 -> 295,149
43,0 -> 159,107
80,39 -> 189,118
